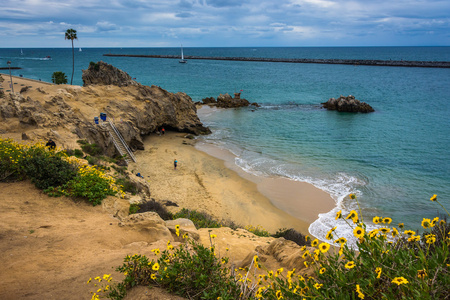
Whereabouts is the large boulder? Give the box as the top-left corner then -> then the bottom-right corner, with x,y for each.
322,95 -> 374,113
82,61 -> 140,87
216,93 -> 251,108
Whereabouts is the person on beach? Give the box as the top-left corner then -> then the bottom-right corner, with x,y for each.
174,159 -> 178,170
45,139 -> 56,150
161,127 -> 165,135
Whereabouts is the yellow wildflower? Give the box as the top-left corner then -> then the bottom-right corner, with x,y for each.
392,277 -> 409,285
356,284 -> 365,299
421,218 -> 433,229
373,216 -> 382,224
314,283 -> 323,290
391,228 -> 399,237
335,237 -> 347,245
375,267 -> 382,279
319,267 -> 326,274
417,269 -> 427,280
311,239 -> 319,247
382,217 -> 392,224
335,210 -> 342,220
350,193 -> 356,199
430,194 -> 437,202
319,242 -> 330,253
398,223 -> 404,229
353,226 -> 365,239
345,261 -> 356,269
404,230 -> 415,236
152,263 -> 160,271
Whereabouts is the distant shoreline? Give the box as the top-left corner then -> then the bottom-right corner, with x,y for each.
103,54 -> 450,68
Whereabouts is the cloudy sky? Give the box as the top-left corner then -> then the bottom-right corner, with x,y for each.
1,0 -> 449,48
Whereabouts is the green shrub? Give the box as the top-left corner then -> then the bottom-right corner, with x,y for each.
64,148 -> 84,158
24,153 -> 77,189
104,238 -> 242,300
81,143 -> 103,156
244,225 -> 271,237
115,177 -> 140,195
173,208 -> 223,229
131,199 -> 173,220
273,228 -> 311,246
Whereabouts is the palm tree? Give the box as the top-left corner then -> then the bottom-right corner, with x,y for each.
65,29 -> 77,85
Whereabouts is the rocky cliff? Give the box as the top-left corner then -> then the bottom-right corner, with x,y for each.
0,63 -> 210,157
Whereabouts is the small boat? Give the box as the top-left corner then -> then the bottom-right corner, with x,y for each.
179,44 -> 187,63
42,56 -> 52,60
79,48 -> 82,52
20,49 -> 24,55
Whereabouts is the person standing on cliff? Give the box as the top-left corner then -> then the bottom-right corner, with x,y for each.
162,127 -> 165,135
174,159 -> 178,170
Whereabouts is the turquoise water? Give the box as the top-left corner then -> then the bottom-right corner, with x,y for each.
2,47 -> 449,243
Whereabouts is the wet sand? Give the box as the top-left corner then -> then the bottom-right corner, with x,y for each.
129,131 -> 335,235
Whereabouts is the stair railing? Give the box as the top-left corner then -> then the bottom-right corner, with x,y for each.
104,120 -> 137,163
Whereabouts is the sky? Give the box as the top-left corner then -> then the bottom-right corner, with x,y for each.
1,0 -> 449,48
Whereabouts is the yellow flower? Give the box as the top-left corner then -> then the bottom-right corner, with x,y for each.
350,193 -> 356,199
87,277 -> 92,284
319,267 -> 326,274
417,269 -> 427,280
276,268 -> 284,277
210,234 -> 217,239
398,223 -> 404,229
408,235 -> 420,242
325,231 -> 334,240
151,274 -> 157,280
382,217 -> 392,224
353,226 -> 365,239
421,218 -> 433,229
379,228 -> 390,234
314,283 -> 323,290
346,210 -> 358,221
335,237 -> 347,245
404,230 -> 415,236
356,284 -> 365,299
430,194 -> 437,202
336,210 -> 342,220
302,250 -> 310,259
151,248 -> 160,255
431,217 -> 439,226
152,263 -> 160,271
276,290 -> 283,299
375,267 -> 382,279
345,261 -> 356,269
425,234 -> 436,244
392,228 -> 399,237
392,277 -> 409,285
373,216 -> 382,224
311,239 -> 319,247
319,242 -> 330,253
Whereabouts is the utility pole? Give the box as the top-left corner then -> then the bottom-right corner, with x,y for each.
7,61 -> 14,94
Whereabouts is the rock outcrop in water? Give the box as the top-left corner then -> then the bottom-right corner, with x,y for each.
322,95 -> 374,113
200,92 -> 259,108
0,62 -> 210,158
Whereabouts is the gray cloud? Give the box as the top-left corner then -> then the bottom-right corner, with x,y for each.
0,0 -> 448,47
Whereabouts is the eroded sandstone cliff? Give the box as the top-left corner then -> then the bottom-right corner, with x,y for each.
0,63 -> 210,157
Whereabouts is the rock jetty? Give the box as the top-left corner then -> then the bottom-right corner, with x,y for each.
322,95 -> 374,113
103,54 -> 450,69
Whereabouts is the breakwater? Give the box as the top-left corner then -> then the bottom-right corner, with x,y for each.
103,54 -> 450,68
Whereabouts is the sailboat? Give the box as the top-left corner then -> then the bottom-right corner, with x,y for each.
79,48 -> 82,52
179,45 -> 187,63
20,49 -> 24,55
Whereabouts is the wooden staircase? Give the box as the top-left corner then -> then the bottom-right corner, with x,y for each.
102,121 -> 136,165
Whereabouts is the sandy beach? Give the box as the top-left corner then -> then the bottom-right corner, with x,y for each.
130,131 -> 335,235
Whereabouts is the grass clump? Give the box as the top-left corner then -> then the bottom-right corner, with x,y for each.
173,208 -> 223,229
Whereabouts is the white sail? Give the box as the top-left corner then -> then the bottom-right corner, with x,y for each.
179,44 -> 187,63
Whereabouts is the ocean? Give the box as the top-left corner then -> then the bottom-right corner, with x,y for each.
1,46 -> 449,245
